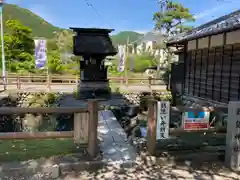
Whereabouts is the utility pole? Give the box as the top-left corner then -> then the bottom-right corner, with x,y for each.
125,36 -> 129,84
156,0 -> 167,78
0,0 -> 6,91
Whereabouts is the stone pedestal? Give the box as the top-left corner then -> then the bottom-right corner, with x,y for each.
78,80 -> 111,99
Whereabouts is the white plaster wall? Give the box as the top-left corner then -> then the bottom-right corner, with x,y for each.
226,29 -> 240,45
210,34 -> 224,47
136,44 -> 143,54
187,40 -> 197,50
146,41 -> 153,52
198,37 -> 209,49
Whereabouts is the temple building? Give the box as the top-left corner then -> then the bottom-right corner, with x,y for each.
167,9 -> 240,104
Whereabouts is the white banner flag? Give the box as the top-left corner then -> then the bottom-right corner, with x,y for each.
117,45 -> 126,72
34,39 -> 47,69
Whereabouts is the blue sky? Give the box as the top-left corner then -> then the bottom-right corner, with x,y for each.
6,0 -> 240,34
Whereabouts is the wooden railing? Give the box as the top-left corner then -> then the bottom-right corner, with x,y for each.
0,74 -> 166,90
0,100 -> 99,157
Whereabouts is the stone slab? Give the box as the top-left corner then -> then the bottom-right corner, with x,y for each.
99,110 -> 136,166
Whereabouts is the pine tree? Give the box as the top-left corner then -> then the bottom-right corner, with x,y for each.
153,0 -> 195,36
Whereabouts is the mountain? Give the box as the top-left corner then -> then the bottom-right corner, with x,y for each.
3,4 -> 61,38
3,4 -> 143,44
111,31 -> 143,45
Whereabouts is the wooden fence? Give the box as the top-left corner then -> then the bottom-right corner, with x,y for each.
146,100 -> 227,155
0,100 -> 99,157
1,74 -> 166,90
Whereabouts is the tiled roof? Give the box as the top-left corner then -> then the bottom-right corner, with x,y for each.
167,9 -> 240,44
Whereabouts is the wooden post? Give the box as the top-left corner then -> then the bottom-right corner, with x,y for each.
148,77 -> 152,89
47,74 -> 51,91
28,72 -> 31,83
147,100 -> 157,155
125,77 -> 128,85
17,76 -> 21,89
87,100 -> 99,157
74,112 -> 89,144
75,75 -> 78,86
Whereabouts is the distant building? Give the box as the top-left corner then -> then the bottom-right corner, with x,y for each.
131,31 -> 178,64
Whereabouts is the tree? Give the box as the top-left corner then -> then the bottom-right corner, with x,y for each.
3,20 -> 35,72
47,50 -> 63,74
53,30 -> 73,53
153,0 -> 195,36
47,30 -> 80,74
152,1 -> 195,78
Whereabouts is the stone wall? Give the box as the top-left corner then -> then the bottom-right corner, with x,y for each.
0,92 -> 63,132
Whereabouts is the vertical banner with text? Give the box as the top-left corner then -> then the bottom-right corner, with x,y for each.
156,101 -> 170,140
117,45 -> 126,72
34,39 -> 47,69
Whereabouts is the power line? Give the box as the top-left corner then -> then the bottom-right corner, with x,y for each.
84,0 -> 102,18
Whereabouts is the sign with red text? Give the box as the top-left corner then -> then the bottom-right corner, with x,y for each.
182,111 -> 210,130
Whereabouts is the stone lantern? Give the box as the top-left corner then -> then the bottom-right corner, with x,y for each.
70,27 -> 117,99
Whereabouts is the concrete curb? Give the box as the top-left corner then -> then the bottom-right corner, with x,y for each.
0,159 -> 136,178
0,160 -> 105,178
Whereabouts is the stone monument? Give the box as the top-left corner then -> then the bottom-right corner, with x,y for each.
70,28 -> 117,99
225,101 -> 240,170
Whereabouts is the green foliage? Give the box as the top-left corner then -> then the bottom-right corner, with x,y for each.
47,50 -> 63,74
111,31 -> 143,45
3,19 -> 35,73
126,53 -> 157,73
153,0 -> 195,35
53,30 -> 73,52
3,4 -> 61,38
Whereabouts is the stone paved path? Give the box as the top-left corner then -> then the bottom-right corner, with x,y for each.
98,110 -> 136,165
59,95 -> 137,166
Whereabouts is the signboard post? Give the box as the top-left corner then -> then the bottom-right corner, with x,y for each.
182,111 -> 210,130
225,101 -> 240,170
156,101 -> 170,140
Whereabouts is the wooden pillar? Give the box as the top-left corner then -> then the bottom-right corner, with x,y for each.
73,112 -> 89,144
125,77 -> 128,85
17,76 -> 21,89
75,75 -> 78,86
148,77 -> 152,89
47,74 -> 51,91
87,100 -> 99,157
147,100 -> 157,155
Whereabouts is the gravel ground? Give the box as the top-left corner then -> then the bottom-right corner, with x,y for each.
60,157 -> 240,180
2,154 -> 240,180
